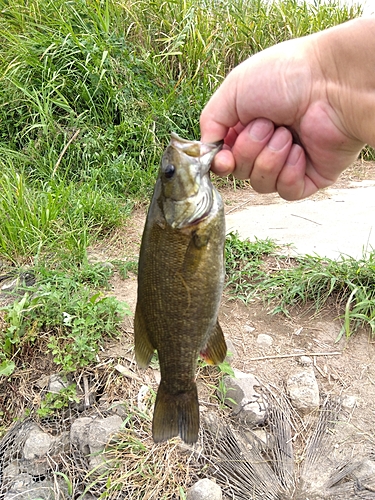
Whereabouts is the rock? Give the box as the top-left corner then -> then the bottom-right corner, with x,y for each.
23,428 -> 53,460
89,453 -> 111,474
250,428 -> 268,445
202,412 -> 225,437
111,400 -> 128,418
225,338 -> 237,363
299,356 -> 313,366
50,430 -> 70,455
71,415 -> 123,458
355,459 -> 375,480
70,416 -> 93,454
341,394 -> 357,410
287,366 -> 320,414
222,369 -> 267,425
256,333 -> 273,348
4,478 -> 60,500
244,324 -> 255,334
48,373 -> 69,393
100,261 -> 115,270
88,415 -> 123,453
6,473 -> 34,490
187,478 -> 222,500
2,461 -> 19,480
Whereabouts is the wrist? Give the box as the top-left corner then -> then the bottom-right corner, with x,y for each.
314,18 -> 375,147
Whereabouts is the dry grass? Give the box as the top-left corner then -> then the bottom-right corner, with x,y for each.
0,325 -> 224,498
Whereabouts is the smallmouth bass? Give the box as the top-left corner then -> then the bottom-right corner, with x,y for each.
134,133 -> 227,444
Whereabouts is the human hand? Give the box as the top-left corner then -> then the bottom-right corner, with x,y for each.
200,22 -> 371,200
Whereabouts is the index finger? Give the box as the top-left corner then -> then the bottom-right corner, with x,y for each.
200,72 -> 242,143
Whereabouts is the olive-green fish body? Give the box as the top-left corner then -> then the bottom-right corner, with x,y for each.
134,133 -> 227,444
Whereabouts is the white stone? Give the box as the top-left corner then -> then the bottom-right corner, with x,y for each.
71,415 -> 123,456
23,429 -> 53,460
256,333 -> 273,347
70,417 -> 93,454
222,369 -> 267,425
187,478 -> 222,500
299,356 -> 313,366
244,324 -> 255,333
87,415 -> 123,453
287,366 -> 320,413
48,374 -> 69,393
341,395 -> 357,410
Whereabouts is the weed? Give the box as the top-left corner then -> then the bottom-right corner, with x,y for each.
37,383 -> 80,418
113,259 -> 138,279
0,267 -> 130,373
225,231 -> 279,302
81,402 -> 191,499
0,360 -> 16,377
225,234 -> 375,337
0,164 -> 130,262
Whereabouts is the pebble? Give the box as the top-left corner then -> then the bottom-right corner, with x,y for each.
299,356 -> 313,366
48,373 -> 69,393
225,338 -> 237,362
222,369 -> 267,425
341,395 -> 357,410
287,366 -> 320,414
23,429 -> 53,460
244,324 -> 255,334
187,478 -> 222,500
256,333 -> 273,348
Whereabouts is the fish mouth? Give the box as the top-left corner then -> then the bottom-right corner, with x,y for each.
171,132 -> 223,150
170,133 -> 223,173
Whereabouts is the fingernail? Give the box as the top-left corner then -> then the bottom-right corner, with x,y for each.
268,127 -> 289,152
286,144 -> 303,166
248,118 -> 273,141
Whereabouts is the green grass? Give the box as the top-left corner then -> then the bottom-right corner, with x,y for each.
225,233 -> 375,339
0,0 -> 363,264
0,162 -> 131,262
0,264 -> 130,376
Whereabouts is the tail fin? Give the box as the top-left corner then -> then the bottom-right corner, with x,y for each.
152,380 -> 199,444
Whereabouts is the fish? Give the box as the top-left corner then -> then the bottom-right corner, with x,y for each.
134,132 -> 227,444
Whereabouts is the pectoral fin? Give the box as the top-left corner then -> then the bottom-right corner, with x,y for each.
182,228 -> 210,276
134,305 -> 155,368
200,320 -> 227,365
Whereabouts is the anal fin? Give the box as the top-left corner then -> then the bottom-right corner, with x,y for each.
134,305 -> 155,368
200,320 -> 227,365
152,380 -> 199,444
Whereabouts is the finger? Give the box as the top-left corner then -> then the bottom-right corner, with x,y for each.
247,126 -> 293,191
210,148 -> 235,176
230,118 -> 275,180
275,144 -> 319,200
200,68 -> 244,143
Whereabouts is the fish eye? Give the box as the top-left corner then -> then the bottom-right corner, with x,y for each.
164,164 -> 175,179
